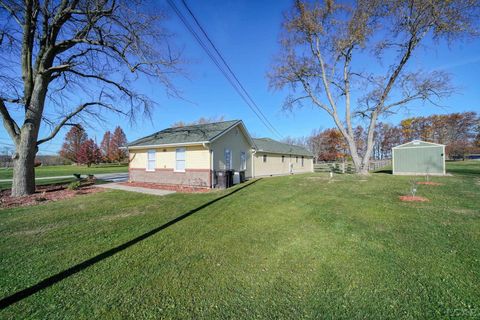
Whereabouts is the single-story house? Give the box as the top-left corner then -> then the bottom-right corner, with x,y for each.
252,138 -> 313,177
392,140 -> 446,175
126,120 -> 314,188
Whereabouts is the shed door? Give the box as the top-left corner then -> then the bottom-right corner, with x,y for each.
394,147 -> 443,174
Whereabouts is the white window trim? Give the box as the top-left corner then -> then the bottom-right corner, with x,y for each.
240,151 -> 247,171
175,148 -> 186,172
146,150 -> 156,172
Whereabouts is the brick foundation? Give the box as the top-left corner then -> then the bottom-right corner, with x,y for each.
129,168 -> 211,188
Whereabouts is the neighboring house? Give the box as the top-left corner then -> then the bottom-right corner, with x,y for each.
252,138 -> 314,177
392,140 -> 446,175
126,120 -> 314,188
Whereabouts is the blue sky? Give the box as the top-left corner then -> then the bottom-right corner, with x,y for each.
1,0 -> 479,155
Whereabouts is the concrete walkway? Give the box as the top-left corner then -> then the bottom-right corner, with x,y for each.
0,172 -> 128,183
96,183 -> 176,196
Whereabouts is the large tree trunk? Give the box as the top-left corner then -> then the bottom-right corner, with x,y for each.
11,75 -> 46,197
11,129 -> 37,196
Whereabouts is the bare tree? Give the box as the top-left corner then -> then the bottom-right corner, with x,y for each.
171,115 -> 225,128
269,0 -> 478,174
0,0 -> 182,196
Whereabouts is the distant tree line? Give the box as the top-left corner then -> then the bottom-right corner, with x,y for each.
171,116 -> 225,128
283,112 -> 479,162
59,126 -> 128,166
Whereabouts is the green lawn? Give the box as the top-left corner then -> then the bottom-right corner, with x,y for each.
0,161 -> 479,319
0,177 -> 79,190
0,164 -> 128,189
0,163 -> 127,180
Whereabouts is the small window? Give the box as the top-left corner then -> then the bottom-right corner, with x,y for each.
296,156 -> 298,163
240,151 -> 246,170
147,150 -> 155,171
301,156 -> 304,167
263,154 -> 267,163
225,149 -> 232,170
175,148 -> 185,172
282,155 -> 285,163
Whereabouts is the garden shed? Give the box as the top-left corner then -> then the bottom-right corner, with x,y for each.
392,140 -> 446,175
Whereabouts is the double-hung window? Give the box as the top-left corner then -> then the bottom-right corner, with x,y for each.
263,154 -> 267,163
147,150 -> 156,171
175,148 -> 186,172
240,151 -> 246,171
282,155 -> 285,163
301,156 -> 304,167
225,149 -> 232,170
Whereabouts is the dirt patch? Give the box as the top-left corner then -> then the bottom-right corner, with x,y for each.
7,223 -> 68,237
399,195 -> 430,202
417,182 -> 444,186
97,209 -> 146,221
0,183 -> 103,209
119,182 -> 210,193
450,208 -> 479,216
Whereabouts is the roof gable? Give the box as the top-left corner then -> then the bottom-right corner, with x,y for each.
393,140 -> 445,149
253,138 -> 313,157
127,120 -> 241,147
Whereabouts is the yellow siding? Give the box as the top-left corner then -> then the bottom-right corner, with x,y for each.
129,145 -> 210,170
210,125 -> 252,178
253,153 -> 313,177
129,150 -> 147,169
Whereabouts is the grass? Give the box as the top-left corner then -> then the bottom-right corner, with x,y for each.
0,163 -> 127,180
0,177 -> 78,190
0,163 -> 127,189
0,161 -> 479,319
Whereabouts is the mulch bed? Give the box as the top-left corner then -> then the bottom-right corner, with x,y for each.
399,195 -> 430,202
417,181 -> 444,186
0,182 -> 103,209
119,182 -> 210,193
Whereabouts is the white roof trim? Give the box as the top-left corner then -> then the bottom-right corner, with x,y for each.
126,120 -> 255,150
255,150 -> 313,157
392,140 -> 445,149
209,120 -> 255,146
127,142 -> 208,149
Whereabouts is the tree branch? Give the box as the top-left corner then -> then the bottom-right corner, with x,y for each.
0,0 -> 22,26
0,98 -> 20,144
37,101 -> 121,145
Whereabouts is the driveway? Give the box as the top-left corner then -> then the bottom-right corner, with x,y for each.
95,183 -> 176,196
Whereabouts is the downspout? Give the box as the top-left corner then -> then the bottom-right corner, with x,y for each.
203,142 -> 214,188
126,147 -> 129,182
251,149 -> 256,178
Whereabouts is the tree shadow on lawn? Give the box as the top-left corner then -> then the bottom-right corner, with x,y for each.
373,169 -> 393,174
0,179 -> 261,309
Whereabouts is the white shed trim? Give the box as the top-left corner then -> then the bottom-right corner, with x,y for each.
392,140 -> 446,149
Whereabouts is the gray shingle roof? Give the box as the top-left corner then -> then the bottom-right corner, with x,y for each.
253,138 -> 313,157
127,120 -> 241,147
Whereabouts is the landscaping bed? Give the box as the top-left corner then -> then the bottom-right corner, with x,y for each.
399,195 -> 430,202
417,181 -> 444,186
0,182 -> 102,209
120,181 -> 210,193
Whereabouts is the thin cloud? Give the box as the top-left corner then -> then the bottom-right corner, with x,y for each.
433,56 -> 480,70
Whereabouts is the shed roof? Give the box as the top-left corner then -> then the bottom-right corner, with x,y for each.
253,138 -> 313,157
127,120 -> 242,147
393,140 -> 445,149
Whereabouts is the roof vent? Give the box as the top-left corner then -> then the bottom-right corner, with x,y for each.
413,141 -> 420,145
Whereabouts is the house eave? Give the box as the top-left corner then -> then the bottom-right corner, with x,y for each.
126,141 -> 210,149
